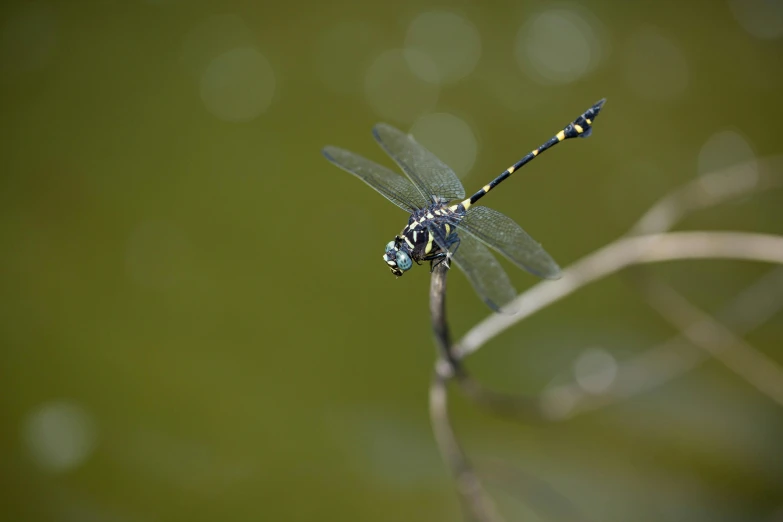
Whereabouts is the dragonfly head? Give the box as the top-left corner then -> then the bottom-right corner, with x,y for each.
383,237 -> 412,277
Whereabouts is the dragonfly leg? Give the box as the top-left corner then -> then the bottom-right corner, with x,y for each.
429,236 -> 460,272
429,253 -> 447,272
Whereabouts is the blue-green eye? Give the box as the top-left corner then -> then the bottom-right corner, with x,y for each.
396,250 -> 412,271
385,241 -> 396,253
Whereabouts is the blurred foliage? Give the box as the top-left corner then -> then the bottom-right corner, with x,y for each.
1,1 -> 782,521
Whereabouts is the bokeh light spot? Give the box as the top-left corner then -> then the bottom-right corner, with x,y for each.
0,2 -> 57,78
697,129 -> 758,193
515,6 -> 605,85
573,347 -> 617,395
200,47 -> 276,122
728,0 -> 783,40
540,386 -> 578,420
404,11 -> 481,85
698,129 -> 757,176
409,113 -> 478,178
624,27 -> 689,101
364,49 -> 440,124
23,400 -> 97,473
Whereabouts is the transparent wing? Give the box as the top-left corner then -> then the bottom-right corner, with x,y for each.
459,206 -> 561,280
373,123 -> 466,202
322,146 -> 428,213
429,225 -> 517,313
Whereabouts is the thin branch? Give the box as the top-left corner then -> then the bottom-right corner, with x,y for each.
631,156 -> 783,236
456,231 -> 783,359
430,262 -> 460,374
478,458 -> 593,522
429,264 -> 504,522
624,156 -> 783,409
540,266 -> 783,419
430,267 -> 592,521
447,158 -> 783,422
451,375 -> 543,421
453,159 -> 783,421
428,157 -> 783,518
641,280 -> 783,407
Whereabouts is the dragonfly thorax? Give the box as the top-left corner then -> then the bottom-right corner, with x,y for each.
382,202 -> 462,277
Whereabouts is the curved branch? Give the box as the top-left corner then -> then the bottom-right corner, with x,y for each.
427,157 -> 783,519
641,279 -> 783,407
631,156 -> 783,236
456,231 -> 783,359
622,156 -> 783,409
449,157 -> 783,421
540,266 -> 783,419
429,264 -> 504,522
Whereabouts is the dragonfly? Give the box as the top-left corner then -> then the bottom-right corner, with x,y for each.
322,99 -> 605,312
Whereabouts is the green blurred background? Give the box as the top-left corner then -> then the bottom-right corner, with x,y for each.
2,0 -> 782,520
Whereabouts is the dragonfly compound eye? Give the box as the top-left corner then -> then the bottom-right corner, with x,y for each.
396,250 -> 412,271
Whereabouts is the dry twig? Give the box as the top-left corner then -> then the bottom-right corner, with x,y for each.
428,157 -> 783,520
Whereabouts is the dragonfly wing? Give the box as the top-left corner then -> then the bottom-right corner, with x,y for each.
458,206 -> 561,279
372,123 -> 466,203
322,146 -> 428,212
428,224 -> 517,313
